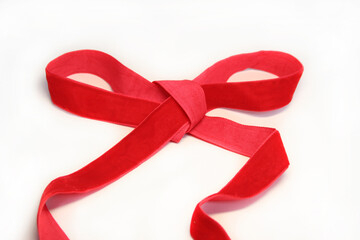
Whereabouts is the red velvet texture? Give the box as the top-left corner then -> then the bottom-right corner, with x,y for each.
38,50 -> 303,239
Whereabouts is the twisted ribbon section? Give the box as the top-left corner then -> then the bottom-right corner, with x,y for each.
38,50 -> 303,239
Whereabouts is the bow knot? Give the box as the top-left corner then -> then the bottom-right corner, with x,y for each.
38,49 -> 304,240
155,80 -> 207,142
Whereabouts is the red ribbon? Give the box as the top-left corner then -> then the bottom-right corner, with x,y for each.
38,50 -> 303,239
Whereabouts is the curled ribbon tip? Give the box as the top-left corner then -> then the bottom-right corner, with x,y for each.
39,49 -> 303,239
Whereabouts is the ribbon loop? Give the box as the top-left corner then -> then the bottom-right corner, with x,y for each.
155,80 -> 207,141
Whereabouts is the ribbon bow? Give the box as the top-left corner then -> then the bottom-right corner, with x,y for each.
38,50 -> 303,239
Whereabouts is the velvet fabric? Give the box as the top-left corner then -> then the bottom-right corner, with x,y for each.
38,50 -> 303,239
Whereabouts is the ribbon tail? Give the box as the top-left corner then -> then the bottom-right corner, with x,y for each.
37,97 -> 189,239
189,118 -> 289,239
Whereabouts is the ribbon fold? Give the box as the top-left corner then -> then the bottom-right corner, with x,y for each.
38,49 -> 303,239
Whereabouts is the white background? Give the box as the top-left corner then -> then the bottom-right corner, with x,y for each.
1,0 -> 359,239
